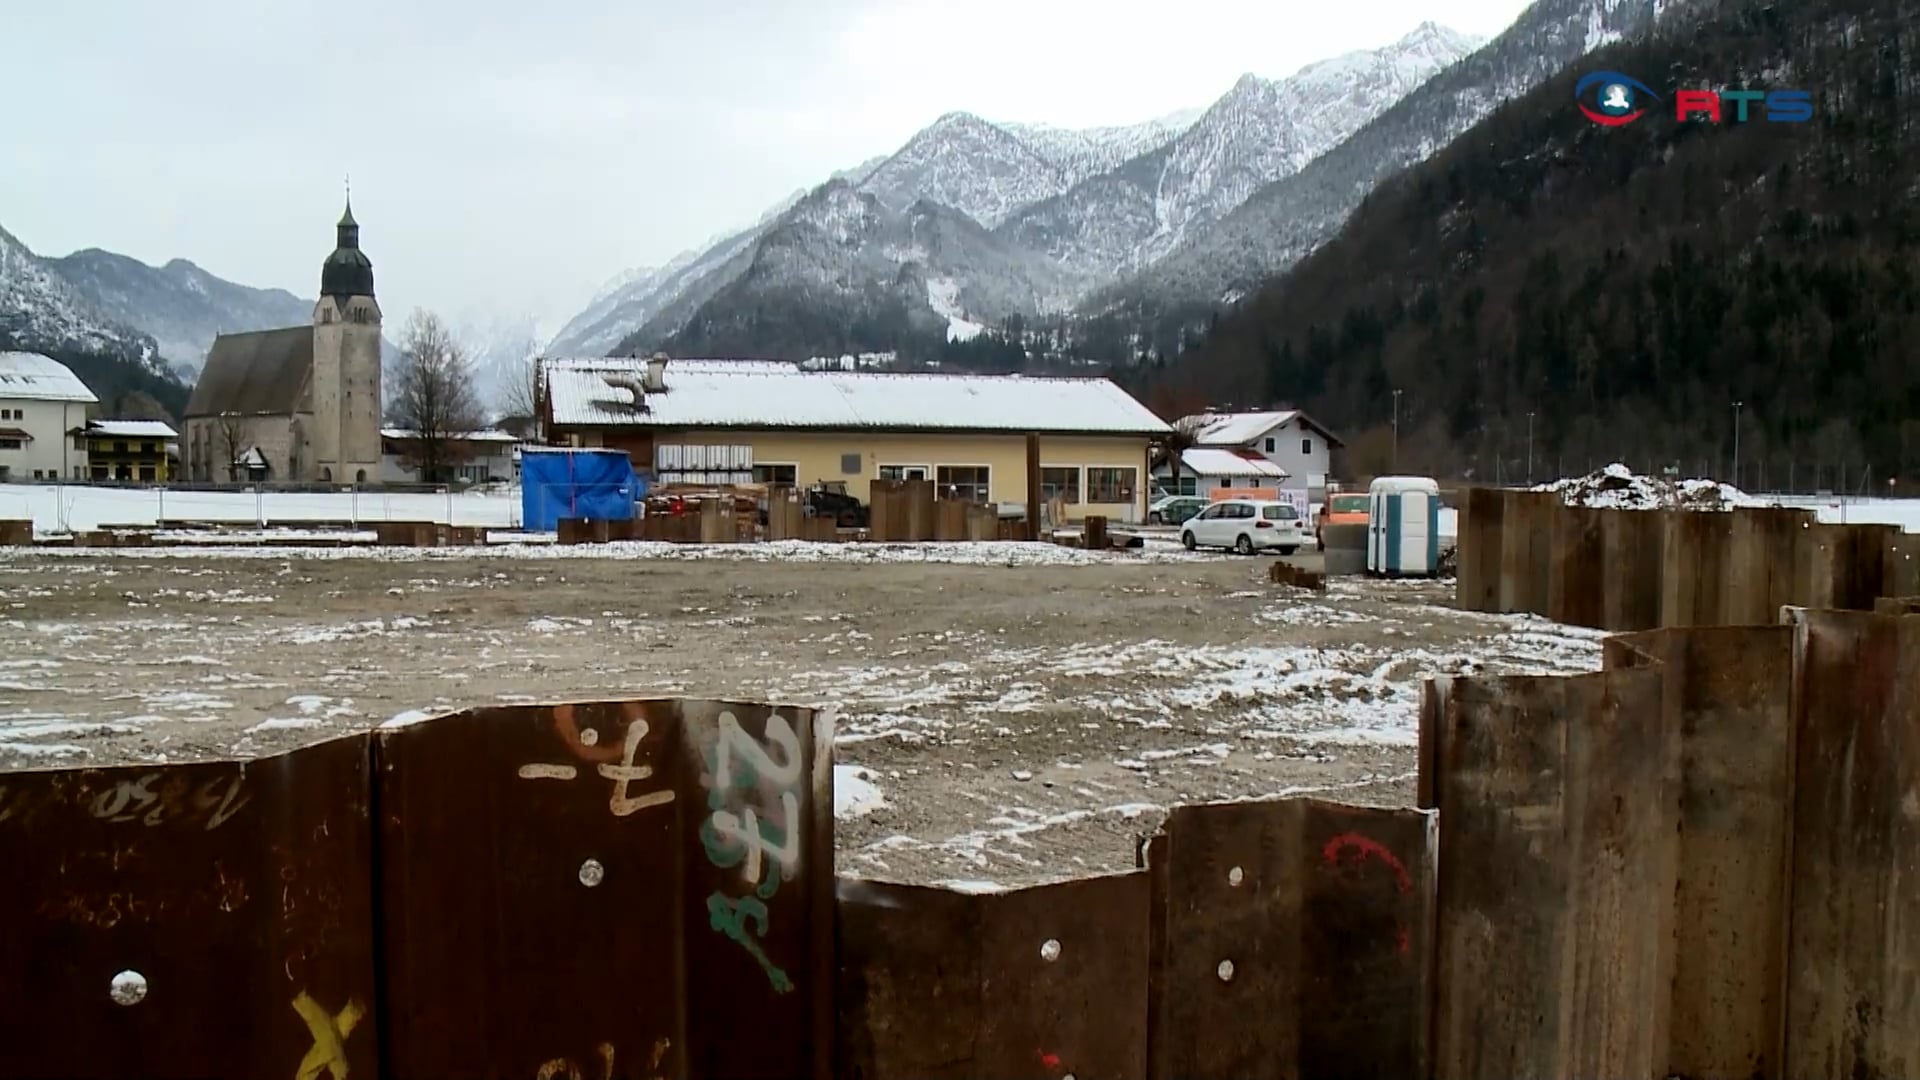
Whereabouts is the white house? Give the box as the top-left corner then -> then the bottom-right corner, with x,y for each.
379,428 -> 522,484
0,352 -> 96,482
1163,447 -> 1290,494
1168,410 -> 1345,499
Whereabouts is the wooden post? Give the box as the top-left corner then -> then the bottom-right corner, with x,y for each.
1025,432 -> 1042,542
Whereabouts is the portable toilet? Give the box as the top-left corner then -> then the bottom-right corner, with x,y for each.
1367,476 -> 1441,577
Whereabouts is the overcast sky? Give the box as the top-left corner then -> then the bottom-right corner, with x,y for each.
4,0 -> 1531,341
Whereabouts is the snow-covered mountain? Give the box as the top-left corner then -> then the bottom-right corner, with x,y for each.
0,225 -> 162,365
555,23 -> 1485,361
654,181 -> 1076,358
1109,0 -> 1667,314
999,22 -> 1483,280
46,249 -> 313,377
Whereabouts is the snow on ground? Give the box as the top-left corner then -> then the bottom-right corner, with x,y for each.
924,277 -> 987,343
834,764 -> 888,819
20,539 -> 1216,567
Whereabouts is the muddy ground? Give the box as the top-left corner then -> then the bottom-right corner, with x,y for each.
0,544 -> 1602,886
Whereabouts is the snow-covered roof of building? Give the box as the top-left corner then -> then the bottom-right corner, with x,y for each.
543,357 -> 1171,436
0,352 -> 99,404
86,419 -> 179,439
380,427 -> 521,444
1180,448 -> 1290,479
1179,409 -> 1345,448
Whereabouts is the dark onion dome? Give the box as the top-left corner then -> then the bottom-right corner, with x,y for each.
320,199 -> 374,300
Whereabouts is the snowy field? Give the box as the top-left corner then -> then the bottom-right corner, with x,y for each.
0,546 -> 1600,886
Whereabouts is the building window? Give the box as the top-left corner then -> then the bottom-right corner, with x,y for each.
74,435 -> 86,450
1264,436 -> 1275,453
138,466 -> 155,482
878,464 -> 930,482
1088,467 -> 1138,504
1039,466 -> 1081,503
753,464 -> 798,486
1302,438 -> 1313,454
114,441 -> 127,453
936,465 -> 990,503
1171,476 -> 1198,496
839,453 -> 861,475
142,442 -> 156,454
0,438 -> 21,451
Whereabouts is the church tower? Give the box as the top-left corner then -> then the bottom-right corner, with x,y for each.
311,196 -> 383,482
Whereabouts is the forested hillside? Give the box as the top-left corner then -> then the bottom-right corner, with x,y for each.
1134,0 -> 1920,485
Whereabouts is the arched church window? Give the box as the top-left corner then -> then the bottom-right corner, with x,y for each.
356,469 -> 367,483
321,468 -> 332,482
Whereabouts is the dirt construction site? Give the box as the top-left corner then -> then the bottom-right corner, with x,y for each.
0,542 -> 1603,887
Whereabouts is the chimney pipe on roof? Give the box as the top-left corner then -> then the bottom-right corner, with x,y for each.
643,352 -> 668,393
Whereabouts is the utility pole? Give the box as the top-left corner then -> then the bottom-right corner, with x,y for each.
1526,411 -> 1535,484
1391,388 -> 1402,473
1731,400 -> 1744,488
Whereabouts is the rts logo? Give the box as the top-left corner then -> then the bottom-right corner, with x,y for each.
1575,71 -> 1659,126
1576,69 -> 1815,125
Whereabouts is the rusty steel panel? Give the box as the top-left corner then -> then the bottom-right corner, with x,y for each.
1497,490 -> 1554,616
1143,798 -> 1435,1080
1547,504 -> 1606,629
1610,626 -> 1796,1079
1416,679 -> 1447,810
1799,523 -> 1899,611
1724,507 -> 1814,624
837,872 -> 1149,1080
375,698 -> 835,1080
1660,510 -> 1732,628
1784,611 -> 1920,1079
0,735 -> 376,1080
1886,533 -> 1920,599
1428,670 -> 1674,1080
1600,508 -> 1664,631
1455,486 -> 1504,612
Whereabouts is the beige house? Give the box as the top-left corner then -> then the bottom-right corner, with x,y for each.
183,201 -> 383,483
538,356 -> 1170,522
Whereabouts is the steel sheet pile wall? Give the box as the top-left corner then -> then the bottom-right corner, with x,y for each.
1459,486 -> 1917,630
1421,611 -> 1920,1080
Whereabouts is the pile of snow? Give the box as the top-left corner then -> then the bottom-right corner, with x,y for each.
834,765 -> 887,819
1533,463 -> 1761,511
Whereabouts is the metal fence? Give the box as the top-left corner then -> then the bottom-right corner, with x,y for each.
6,612 -> 1916,1078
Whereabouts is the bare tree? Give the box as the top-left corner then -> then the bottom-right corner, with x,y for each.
497,336 -> 540,431
391,309 -> 485,483
211,413 -> 246,482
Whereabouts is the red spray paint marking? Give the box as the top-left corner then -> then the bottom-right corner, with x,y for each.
1321,832 -> 1412,893
1323,831 -> 1415,955
1039,1050 -> 1062,1070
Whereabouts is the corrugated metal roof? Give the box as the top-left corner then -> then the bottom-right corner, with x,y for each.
543,357 -> 1171,435
380,427 -> 521,443
1180,448 -> 1289,478
86,420 -> 179,439
0,352 -> 99,404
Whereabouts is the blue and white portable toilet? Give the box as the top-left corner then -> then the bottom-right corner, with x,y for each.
1367,476 -> 1441,577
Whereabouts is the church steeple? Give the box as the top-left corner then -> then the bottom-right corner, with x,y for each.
320,189 -> 374,301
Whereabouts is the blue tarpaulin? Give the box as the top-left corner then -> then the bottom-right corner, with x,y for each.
520,448 -> 643,532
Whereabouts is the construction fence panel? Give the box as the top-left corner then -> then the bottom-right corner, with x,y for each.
1659,509 -> 1734,627
373,699 -> 836,1080
1600,506 -> 1665,631
0,737 -> 377,1080
1495,490 -> 1554,616
1424,669 -> 1674,1080
836,872 -> 1149,1080
1784,610 -> 1920,1080
1455,486 -> 1503,612
1547,503 -> 1606,629
1143,798 -> 1436,1080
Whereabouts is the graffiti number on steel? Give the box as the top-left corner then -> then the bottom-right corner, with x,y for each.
534,1038 -> 669,1080
516,717 -> 675,817
702,710 -> 803,992
87,772 -> 250,830
291,991 -> 364,1080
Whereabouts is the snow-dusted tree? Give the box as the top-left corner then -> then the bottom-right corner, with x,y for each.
391,310 -> 485,483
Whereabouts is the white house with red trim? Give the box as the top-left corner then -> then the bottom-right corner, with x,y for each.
1160,409 -> 1345,498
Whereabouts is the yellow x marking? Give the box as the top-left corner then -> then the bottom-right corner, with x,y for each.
292,991 -> 365,1080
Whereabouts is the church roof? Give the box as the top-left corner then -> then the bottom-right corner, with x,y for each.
321,197 -> 374,301
185,327 -> 313,417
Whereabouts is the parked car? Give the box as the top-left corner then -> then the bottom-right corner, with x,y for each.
1149,494 -> 1209,525
1180,498 -> 1309,555
1315,492 -> 1370,547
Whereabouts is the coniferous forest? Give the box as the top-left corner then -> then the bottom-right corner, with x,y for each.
1127,0 -> 1920,488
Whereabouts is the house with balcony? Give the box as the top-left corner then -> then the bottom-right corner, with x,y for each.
1160,409 -> 1345,502
76,420 -> 179,482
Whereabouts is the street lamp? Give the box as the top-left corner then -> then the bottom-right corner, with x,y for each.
1527,411 -> 1535,484
1731,400 -> 1744,488
1392,389 -> 1402,472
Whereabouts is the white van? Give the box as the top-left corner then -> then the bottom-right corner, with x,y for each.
1180,498 -> 1310,555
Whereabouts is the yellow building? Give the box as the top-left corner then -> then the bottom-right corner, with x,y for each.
74,419 -> 179,482
538,356 -> 1170,522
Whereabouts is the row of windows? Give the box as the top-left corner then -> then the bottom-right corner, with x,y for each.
1262,435 -> 1316,455
748,463 -> 1141,504
0,408 -> 23,421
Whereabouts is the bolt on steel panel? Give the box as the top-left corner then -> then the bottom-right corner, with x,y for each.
373,698 -> 835,1080
0,734 -> 376,1080
836,872 -> 1150,1080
